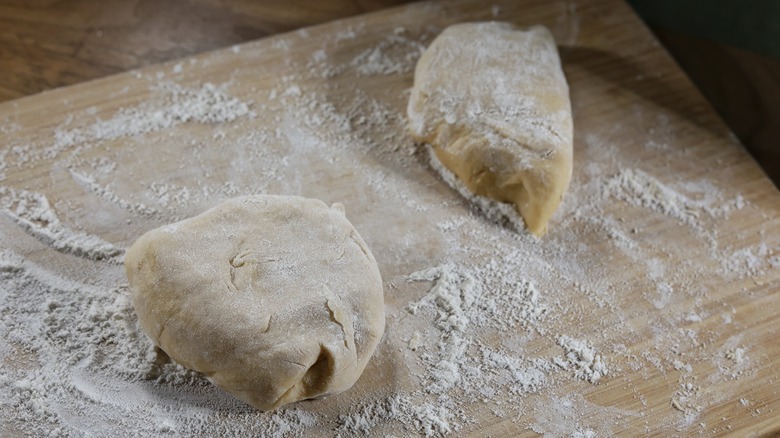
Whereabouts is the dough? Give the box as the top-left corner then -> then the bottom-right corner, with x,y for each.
125,195 -> 385,410
408,22 -> 573,236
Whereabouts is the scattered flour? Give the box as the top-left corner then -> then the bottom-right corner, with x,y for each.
405,262 -> 552,396
0,9 -> 777,438
555,335 -> 608,384
477,347 -> 550,395
571,428 -> 598,438
48,82 -> 253,159
147,182 -> 192,209
349,30 -> 424,76
0,250 -> 321,436
69,170 -> 158,217
0,187 -> 124,263
719,244 -> 771,279
335,394 -> 453,438
406,263 -> 480,394
601,168 -> 741,231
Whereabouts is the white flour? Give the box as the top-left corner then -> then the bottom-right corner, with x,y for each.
0,6 -> 778,437
0,187 -> 124,263
69,170 -> 159,218
335,394 -> 453,437
600,168 -> 744,232
405,262 -> 554,398
0,250 -> 322,437
349,29 -> 425,76
406,263 -> 479,394
47,82 -> 253,160
555,335 -> 608,384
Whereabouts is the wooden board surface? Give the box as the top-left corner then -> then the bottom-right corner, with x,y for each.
1,0 -> 779,436
0,0 -> 412,102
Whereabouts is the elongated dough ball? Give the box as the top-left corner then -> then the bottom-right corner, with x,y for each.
408,22 -> 573,236
125,195 -> 385,411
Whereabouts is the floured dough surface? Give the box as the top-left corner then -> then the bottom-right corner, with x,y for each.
124,195 -> 385,411
408,22 -> 573,236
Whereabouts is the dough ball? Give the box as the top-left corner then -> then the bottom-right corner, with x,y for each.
408,22 -> 573,236
125,195 -> 385,410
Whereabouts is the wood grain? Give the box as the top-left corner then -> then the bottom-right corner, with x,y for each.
0,0 -> 779,436
0,0 -> 411,101
653,28 -> 780,186
2,0 -> 778,190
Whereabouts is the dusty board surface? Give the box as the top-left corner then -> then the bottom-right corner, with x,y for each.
1,0 -> 779,436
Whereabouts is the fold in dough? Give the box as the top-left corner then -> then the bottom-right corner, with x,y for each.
408,22 -> 573,236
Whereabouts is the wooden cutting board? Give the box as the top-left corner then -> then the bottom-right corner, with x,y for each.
1,0 -> 779,436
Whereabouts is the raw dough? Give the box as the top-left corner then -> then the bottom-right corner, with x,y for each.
408,22 -> 573,236
125,195 -> 385,410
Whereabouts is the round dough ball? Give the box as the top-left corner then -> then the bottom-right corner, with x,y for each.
124,195 -> 385,410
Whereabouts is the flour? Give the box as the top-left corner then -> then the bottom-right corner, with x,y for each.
0,9 -> 778,437
349,30 -> 424,76
469,256 -> 549,331
336,395 -> 411,435
571,429 -> 598,438
671,382 -> 702,416
0,251 -> 321,437
406,263 -> 479,394
147,182 -> 192,209
724,348 -> 746,365
0,251 -> 152,434
602,168 -> 732,230
69,170 -> 158,217
402,262 -> 575,416
47,82 -> 253,159
478,348 -> 550,395
335,26 -> 361,42
717,338 -> 751,380
335,394 -> 453,438
0,187 -> 124,263
0,148 -> 8,181
555,335 -> 608,384
719,244 -> 771,279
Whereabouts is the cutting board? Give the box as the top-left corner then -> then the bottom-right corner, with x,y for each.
1,0 -> 779,436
